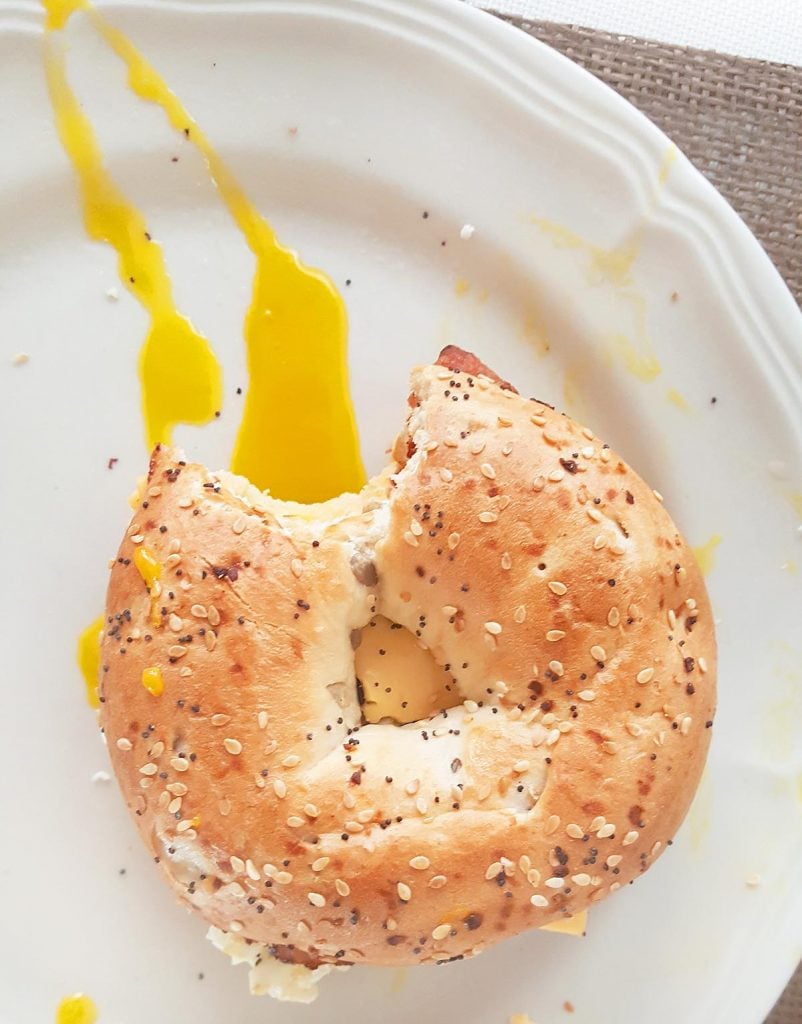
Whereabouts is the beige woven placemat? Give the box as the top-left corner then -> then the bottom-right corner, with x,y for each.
487,13 -> 802,1023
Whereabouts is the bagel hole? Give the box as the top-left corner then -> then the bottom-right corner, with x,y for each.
354,615 -> 460,725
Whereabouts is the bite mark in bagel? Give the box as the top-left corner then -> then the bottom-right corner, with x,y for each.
99,352 -> 716,1000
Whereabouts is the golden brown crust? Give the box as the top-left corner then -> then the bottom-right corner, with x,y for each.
99,359 -> 716,970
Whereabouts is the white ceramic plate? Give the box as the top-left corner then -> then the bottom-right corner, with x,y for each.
1,2 -> 800,1022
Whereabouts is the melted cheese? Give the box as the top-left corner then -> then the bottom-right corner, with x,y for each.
539,910 -> 587,936
355,615 -> 460,724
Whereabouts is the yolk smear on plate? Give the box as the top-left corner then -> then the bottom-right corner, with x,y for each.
84,4 -> 366,502
77,615 -> 104,709
43,15 -> 223,451
56,993 -> 98,1024
691,534 -> 722,577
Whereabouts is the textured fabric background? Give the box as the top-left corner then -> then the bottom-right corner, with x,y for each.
467,0 -> 802,64
482,11 -> 802,1022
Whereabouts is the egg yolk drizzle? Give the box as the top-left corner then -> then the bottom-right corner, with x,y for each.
45,0 -> 365,502
56,994 -> 98,1024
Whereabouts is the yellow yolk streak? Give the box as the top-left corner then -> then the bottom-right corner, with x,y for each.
43,13 -> 222,450
77,3 -> 364,501
56,993 -> 98,1024
141,666 -> 165,697
133,545 -> 162,627
76,615 -> 104,709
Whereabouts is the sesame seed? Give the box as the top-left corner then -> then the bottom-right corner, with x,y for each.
606,854 -> 623,867
343,791 -> 356,809
335,879 -> 350,896
597,823 -> 616,838
282,754 -> 301,768
403,531 -> 419,547
290,558 -> 303,578
545,877 -> 564,889
698,656 -> 708,674
485,862 -> 503,880
478,510 -> 498,524
397,882 -> 412,901
667,608 -> 677,629
170,757 -> 189,772
543,427 -> 560,445
223,738 -> 243,755
207,605 -> 220,627
166,782 -> 187,795
680,715 -> 692,735
439,467 -> 454,482
345,820 -> 365,833
577,690 -> 596,702
312,857 -> 330,872
287,816 -> 305,828
432,923 -> 451,941
566,823 -> 584,839
545,814 -> 560,835
428,875 -> 448,889
530,894 -> 549,907
164,553 -> 181,569
745,873 -> 761,888
484,621 -> 502,636
404,778 -> 421,796
480,462 -> 495,479
442,605 -> 458,616
149,740 -> 165,758
590,645 -> 606,662
547,630 -> 567,643
514,605 -> 527,624
139,763 -> 158,776
307,892 -> 326,907
246,859 -> 260,880
190,604 -> 208,618
548,660 -> 564,677
501,552 -> 512,570
228,920 -> 243,932
415,797 -> 428,815
532,476 -> 546,492
571,873 -> 592,886
593,534 -> 608,550
130,534 -> 144,544
527,868 -> 541,886
622,830 -> 639,846
447,532 -> 461,549
177,496 -> 193,509
231,517 -> 246,535
587,507 -> 602,522
626,721 -> 643,737
230,856 -> 245,873
410,856 -> 430,870
116,738 -> 133,751
257,711 -> 268,729
274,871 -> 293,885
548,468 -> 565,483
531,414 -> 546,426
211,714 -> 230,727
548,581 -> 568,596
168,645 -> 188,659
304,803 -> 319,819
651,841 -> 662,857
636,668 -> 655,685
204,630 -> 217,652
273,778 -> 287,798
497,416 -> 513,427
168,797 -> 182,814
607,607 -> 620,627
